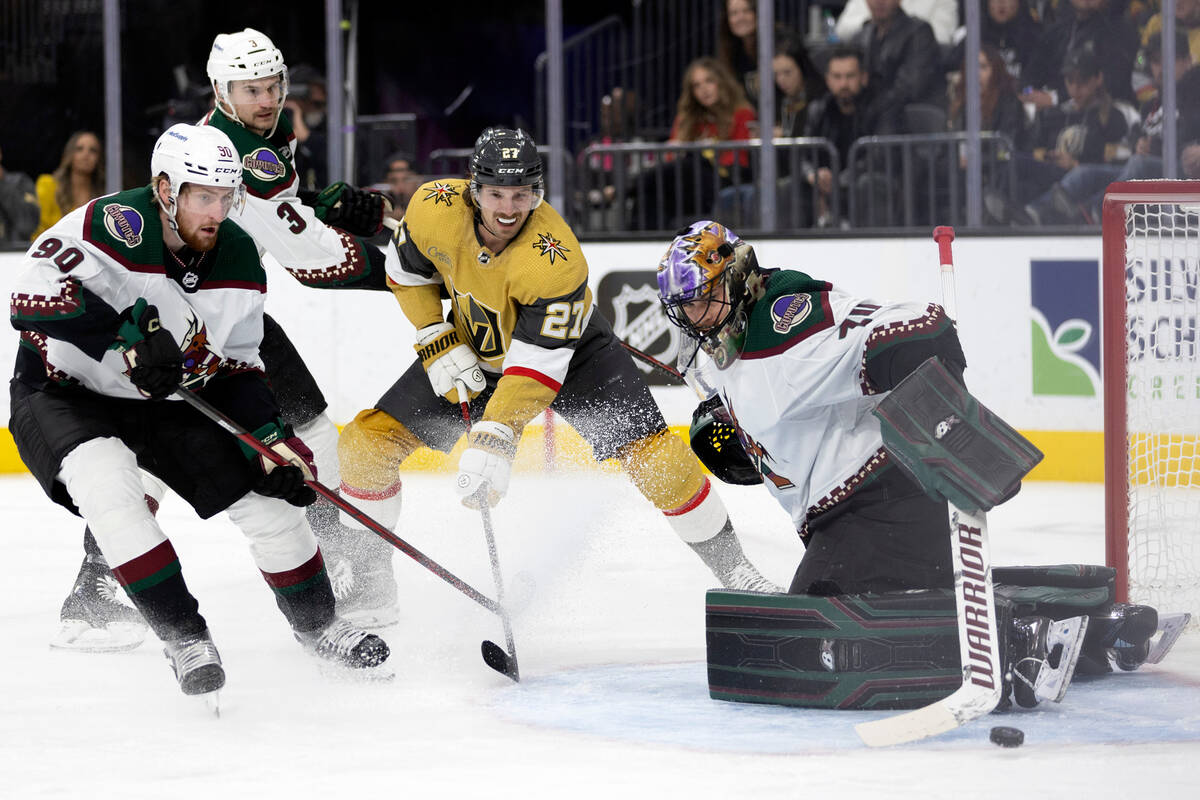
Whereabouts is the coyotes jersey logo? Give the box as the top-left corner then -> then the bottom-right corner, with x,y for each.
178,313 -> 223,388
726,395 -> 795,490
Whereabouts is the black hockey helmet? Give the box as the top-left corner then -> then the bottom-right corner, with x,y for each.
470,127 -> 544,187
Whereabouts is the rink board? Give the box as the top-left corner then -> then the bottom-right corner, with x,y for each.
0,234 -> 1128,480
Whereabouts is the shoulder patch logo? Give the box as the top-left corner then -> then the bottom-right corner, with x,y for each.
769,293 -> 813,333
243,147 -> 287,181
101,204 -> 145,247
423,181 -> 459,206
533,232 -> 570,264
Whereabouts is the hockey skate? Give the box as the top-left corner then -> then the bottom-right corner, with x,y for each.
163,629 -> 225,697
720,560 -> 784,593
295,618 -> 392,680
1005,615 -> 1088,708
51,555 -> 148,653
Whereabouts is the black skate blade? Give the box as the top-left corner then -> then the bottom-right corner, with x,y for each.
482,640 -> 519,682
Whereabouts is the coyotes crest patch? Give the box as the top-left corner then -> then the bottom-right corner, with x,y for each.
243,147 -> 287,181
533,232 -> 570,264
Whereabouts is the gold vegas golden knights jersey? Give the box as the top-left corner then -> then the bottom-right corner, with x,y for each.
385,178 -> 595,435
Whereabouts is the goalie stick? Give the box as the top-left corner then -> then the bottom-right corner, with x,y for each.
456,379 -> 521,682
173,388 -> 518,680
853,226 -> 1004,747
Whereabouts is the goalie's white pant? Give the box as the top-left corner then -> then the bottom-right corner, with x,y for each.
59,436 -> 318,575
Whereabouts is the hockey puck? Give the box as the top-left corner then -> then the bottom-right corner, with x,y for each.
989,726 -> 1024,747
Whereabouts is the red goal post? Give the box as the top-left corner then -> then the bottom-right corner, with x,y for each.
1101,180 -> 1200,615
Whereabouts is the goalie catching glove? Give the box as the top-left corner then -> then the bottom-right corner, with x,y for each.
112,298 -> 184,400
240,419 -> 318,507
415,321 -> 486,403
306,181 -> 390,237
455,421 -> 516,509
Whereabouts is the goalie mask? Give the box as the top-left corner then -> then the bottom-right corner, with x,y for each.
207,28 -> 289,138
469,127 -> 544,210
151,123 -> 246,231
657,220 -> 764,369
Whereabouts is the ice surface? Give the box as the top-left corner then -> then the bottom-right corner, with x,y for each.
2,474 -> 1197,798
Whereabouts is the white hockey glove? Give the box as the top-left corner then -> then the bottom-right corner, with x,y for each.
455,421 -> 516,509
414,322 -> 486,403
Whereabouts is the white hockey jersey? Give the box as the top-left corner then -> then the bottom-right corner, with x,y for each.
687,269 -> 952,533
202,109 -> 399,289
10,187 -> 266,400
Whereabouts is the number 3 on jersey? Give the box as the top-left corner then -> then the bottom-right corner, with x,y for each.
540,301 -> 587,339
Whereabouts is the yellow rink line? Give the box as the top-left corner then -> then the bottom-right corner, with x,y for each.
0,426 -> 1106,483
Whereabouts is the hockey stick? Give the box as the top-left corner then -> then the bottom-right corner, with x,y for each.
854,226 -> 1004,747
173,389 -> 502,616
456,379 -> 521,682
619,341 -> 685,382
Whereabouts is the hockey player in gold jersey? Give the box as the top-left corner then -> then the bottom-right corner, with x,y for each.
338,127 -> 779,591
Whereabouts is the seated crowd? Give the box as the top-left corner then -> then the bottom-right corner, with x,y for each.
576,0 -> 1200,230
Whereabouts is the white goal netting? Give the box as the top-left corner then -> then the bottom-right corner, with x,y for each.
1117,196 -> 1200,620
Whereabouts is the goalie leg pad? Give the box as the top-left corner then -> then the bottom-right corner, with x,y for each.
706,588 -> 963,710
874,357 -> 1043,512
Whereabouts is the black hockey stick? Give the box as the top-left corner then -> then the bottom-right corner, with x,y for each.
456,380 -> 520,682
619,341 -> 685,382
174,388 -> 503,617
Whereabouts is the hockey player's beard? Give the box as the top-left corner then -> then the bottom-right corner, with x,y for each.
177,221 -> 220,253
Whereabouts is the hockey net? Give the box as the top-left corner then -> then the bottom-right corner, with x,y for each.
1102,180 -> 1200,623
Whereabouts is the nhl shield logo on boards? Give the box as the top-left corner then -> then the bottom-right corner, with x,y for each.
101,204 -> 144,247
610,283 -> 679,377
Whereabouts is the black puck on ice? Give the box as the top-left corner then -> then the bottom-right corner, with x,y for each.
989,726 -> 1024,747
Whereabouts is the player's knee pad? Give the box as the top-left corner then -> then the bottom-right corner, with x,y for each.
225,492 -> 317,574
57,437 -> 167,565
338,408 -> 421,490
617,428 -> 717,516
294,414 -> 341,483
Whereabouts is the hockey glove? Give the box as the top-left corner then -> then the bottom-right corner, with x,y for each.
455,421 -> 516,509
242,419 -> 318,507
310,181 -> 389,237
414,321 -> 486,403
112,299 -> 185,400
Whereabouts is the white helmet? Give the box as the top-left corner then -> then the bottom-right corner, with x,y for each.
151,123 -> 246,229
206,28 -> 289,136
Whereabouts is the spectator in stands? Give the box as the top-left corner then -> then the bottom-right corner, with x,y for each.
579,87 -> 645,229
948,43 -> 1030,150
628,57 -> 756,230
1183,141 -> 1200,177
1139,0 -> 1200,63
716,0 -> 818,112
852,0 -> 948,130
283,64 -> 329,190
1022,0 -> 1140,107
1000,45 -> 1135,224
383,152 -> 421,222
0,143 -> 41,243
32,130 -> 104,240
1026,31 -> 1198,223
712,38 -> 828,228
802,45 -> 898,226
837,0 -> 960,46
950,0 -> 1044,83
773,36 -> 827,137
